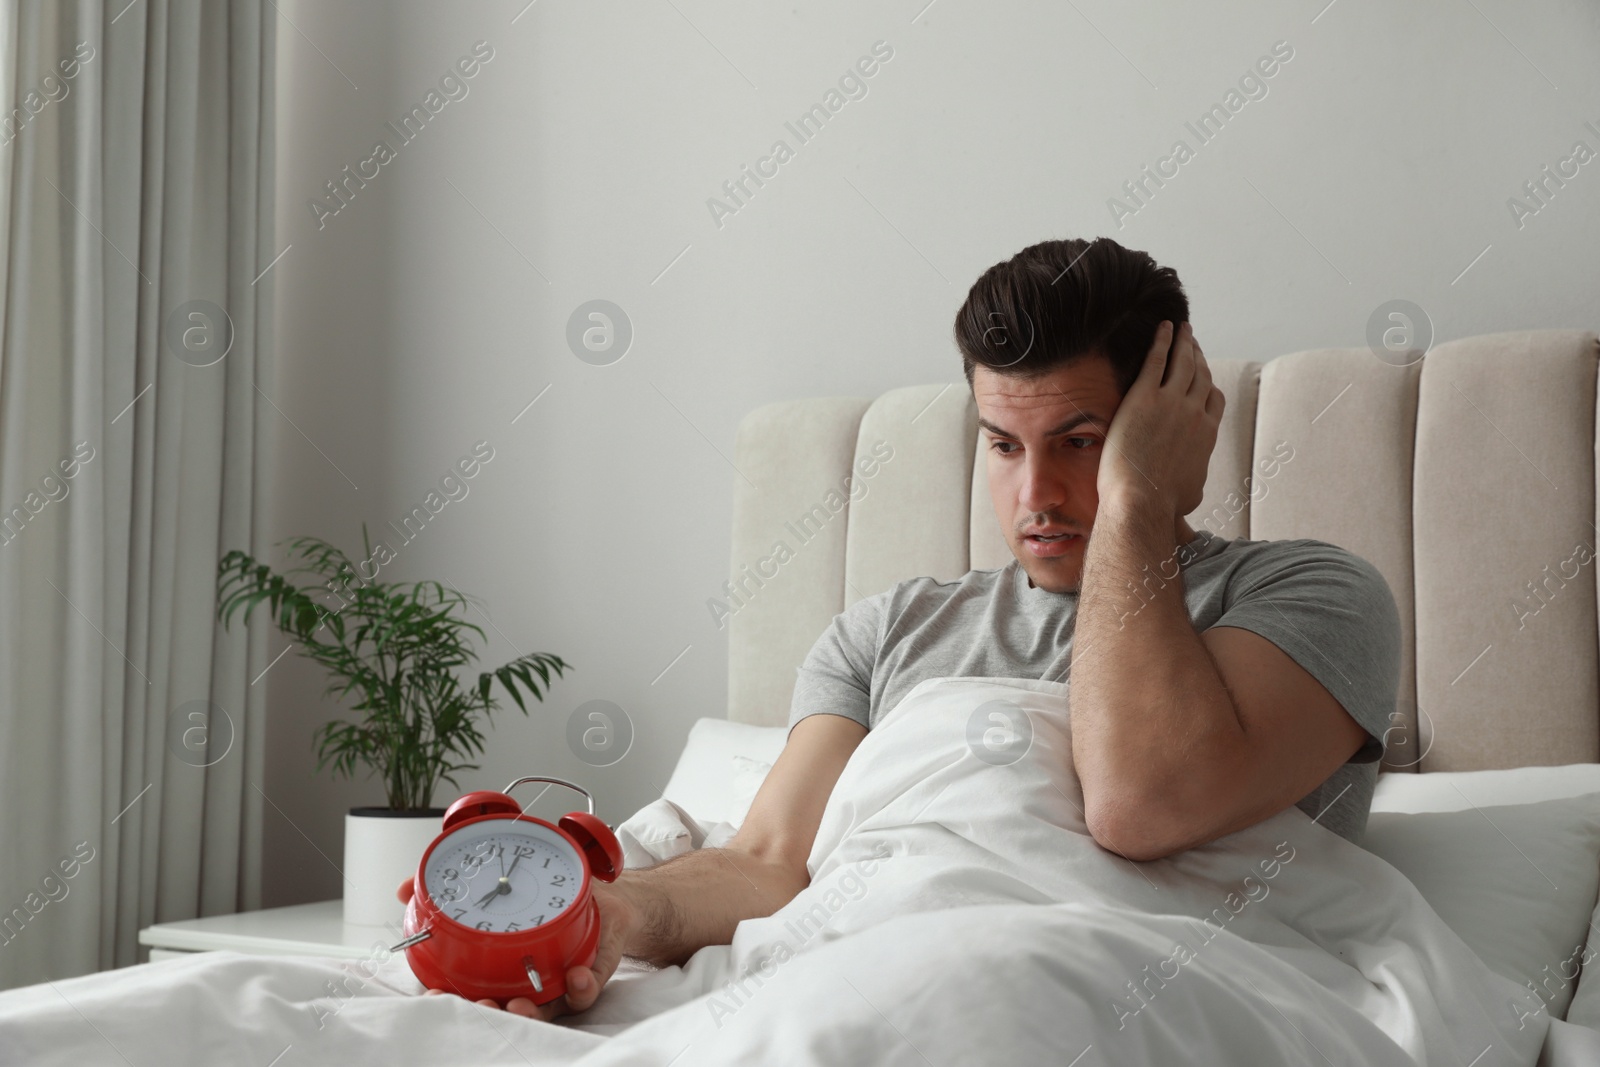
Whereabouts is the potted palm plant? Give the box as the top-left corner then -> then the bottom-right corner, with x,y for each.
217,528 -> 570,926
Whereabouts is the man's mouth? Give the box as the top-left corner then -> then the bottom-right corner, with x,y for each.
1023,531 -> 1081,557
1023,527 -> 1080,541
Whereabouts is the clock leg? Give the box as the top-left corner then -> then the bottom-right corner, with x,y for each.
391,928 -> 431,952
522,956 -> 544,995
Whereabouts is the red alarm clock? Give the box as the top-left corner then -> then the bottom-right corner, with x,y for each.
393,776 -> 622,1005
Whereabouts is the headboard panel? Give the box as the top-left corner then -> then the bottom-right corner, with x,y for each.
727,329 -> 1600,776
725,395 -> 869,736
1410,332 -> 1598,769
843,385 -> 975,612
1250,349 -> 1421,770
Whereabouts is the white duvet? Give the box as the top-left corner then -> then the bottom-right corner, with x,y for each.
0,677 -> 1553,1065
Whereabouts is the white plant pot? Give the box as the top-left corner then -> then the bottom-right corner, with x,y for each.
342,807 -> 445,928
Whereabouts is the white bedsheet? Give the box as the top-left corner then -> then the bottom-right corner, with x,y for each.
0,676 -> 1553,1065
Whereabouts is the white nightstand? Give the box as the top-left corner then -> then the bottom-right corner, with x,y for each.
138,900 -> 405,963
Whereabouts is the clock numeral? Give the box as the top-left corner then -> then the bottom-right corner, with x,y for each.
542,857 -> 553,868
513,845 -> 536,860
437,886 -> 459,903
549,874 -> 567,886
475,920 -> 493,932
451,908 -> 468,921
548,896 -> 567,910
443,867 -> 460,883
505,922 -> 520,933
532,914 -> 545,925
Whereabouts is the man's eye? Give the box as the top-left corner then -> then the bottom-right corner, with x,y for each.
990,438 -> 1097,454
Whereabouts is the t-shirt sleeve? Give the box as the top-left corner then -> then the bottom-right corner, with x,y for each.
787,591 -> 889,734
1206,541 -> 1402,763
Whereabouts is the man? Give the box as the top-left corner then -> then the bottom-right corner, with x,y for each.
403,236 -> 1402,1021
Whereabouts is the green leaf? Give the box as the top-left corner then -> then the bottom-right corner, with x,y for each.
214,532 -> 571,807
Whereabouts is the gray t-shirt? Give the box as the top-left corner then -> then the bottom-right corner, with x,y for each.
788,529 -> 1403,846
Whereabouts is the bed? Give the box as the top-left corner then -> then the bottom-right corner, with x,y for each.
4,327 -> 1600,1065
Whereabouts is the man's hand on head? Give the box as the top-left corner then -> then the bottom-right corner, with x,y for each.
1097,319 -> 1225,517
394,876 -> 635,1022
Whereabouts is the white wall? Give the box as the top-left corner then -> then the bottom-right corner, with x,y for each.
264,0 -> 1600,905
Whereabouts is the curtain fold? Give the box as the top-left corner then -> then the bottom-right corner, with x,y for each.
0,0 -> 275,988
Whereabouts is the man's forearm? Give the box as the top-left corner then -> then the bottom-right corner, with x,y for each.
1071,492 -> 1242,819
608,846 -> 808,969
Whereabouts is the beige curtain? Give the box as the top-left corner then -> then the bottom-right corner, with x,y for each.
0,0 -> 275,988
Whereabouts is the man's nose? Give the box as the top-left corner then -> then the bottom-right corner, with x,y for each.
1018,455 -> 1069,516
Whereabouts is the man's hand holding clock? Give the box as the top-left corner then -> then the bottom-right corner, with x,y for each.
397,874 -> 636,1021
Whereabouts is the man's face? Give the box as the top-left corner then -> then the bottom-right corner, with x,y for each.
973,355 -> 1123,595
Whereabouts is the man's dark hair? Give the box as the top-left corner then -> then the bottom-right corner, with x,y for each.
954,237 -> 1190,398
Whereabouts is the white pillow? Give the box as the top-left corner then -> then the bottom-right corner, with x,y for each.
615,799 -> 743,869
1372,765 -> 1600,813
1360,792 -> 1600,1023
1369,765 -> 1600,1025
615,798 -> 698,870
616,720 -> 785,868
661,719 -> 786,826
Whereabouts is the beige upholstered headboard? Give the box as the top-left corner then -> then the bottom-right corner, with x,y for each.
725,329 -> 1600,774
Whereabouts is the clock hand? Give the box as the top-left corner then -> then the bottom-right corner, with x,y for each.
474,880 -> 508,908
505,853 -> 523,879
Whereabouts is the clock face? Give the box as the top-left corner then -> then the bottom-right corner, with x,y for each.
422,818 -> 585,934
